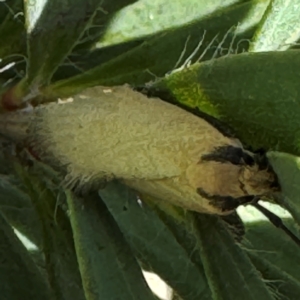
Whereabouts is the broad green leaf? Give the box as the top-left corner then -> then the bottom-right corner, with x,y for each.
195,214 -> 275,300
25,0 -> 138,86
23,0 -> 106,87
46,1 -> 262,96
0,211 -> 52,299
1,0 -> 137,109
0,0 -> 26,96
155,50 -> 300,154
14,163 -> 85,300
98,0 -> 249,47
0,0 -> 11,20
98,181 -> 212,300
66,190 -> 156,300
243,218 -> 300,282
247,252 -> 300,300
0,175 -> 42,246
250,0 -> 300,52
0,0 -> 25,57
71,0 -> 138,51
267,151 -> 300,224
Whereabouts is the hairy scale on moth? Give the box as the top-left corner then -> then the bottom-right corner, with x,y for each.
0,85 -> 279,215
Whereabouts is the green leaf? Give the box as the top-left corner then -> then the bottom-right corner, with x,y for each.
0,0 -> 26,97
0,211 -> 52,299
52,0 -> 139,82
267,151 -> 300,224
66,190 -> 156,300
0,175 -> 42,246
156,50 -> 300,154
243,218 -> 300,282
98,181 -> 212,300
46,1 -> 263,96
247,251 -> 300,300
98,0 -> 249,46
71,0 -> 138,51
0,0 -> 25,57
250,0 -> 300,52
195,214 -> 275,300
23,0 -> 106,86
14,163 -> 85,300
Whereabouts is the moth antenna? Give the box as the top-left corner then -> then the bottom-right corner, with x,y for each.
251,202 -> 300,248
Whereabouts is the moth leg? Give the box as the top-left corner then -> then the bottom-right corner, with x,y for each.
252,201 -> 300,248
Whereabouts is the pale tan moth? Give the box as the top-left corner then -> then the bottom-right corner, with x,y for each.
0,85 -> 279,215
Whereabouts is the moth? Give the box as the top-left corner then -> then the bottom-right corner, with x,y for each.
0,85 -> 279,216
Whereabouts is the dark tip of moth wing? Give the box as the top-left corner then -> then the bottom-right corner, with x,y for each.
201,145 -> 255,166
254,149 -> 270,170
197,187 -> 255,212
253,149 -> 280,188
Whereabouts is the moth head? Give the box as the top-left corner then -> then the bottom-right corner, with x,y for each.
191,145 -> 281,214
215,146 -> 281,197
239,162 -> 280,196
